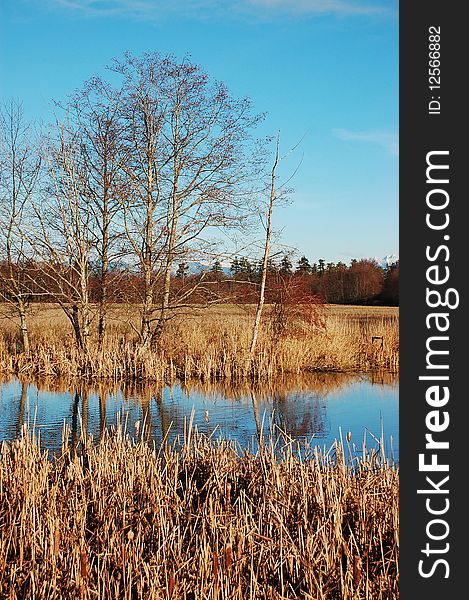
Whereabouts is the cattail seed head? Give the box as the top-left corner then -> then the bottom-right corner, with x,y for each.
353,555 -> 362,587
168,573 -> 175,596
80,551 -> 89,580
53,528 -> 60,556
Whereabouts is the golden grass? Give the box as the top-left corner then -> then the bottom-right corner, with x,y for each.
0,304 -> 399,381
0,423 -> 399,599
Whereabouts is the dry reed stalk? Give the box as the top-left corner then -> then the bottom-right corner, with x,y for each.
0,422 -> 399,599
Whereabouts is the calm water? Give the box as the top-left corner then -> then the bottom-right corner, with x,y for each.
0,373 -> 398,460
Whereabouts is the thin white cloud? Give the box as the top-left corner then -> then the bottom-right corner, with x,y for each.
41,0 -> 392,20
44,1 -> 218,20
333,128 -> 399,156
246,0 -> 386,16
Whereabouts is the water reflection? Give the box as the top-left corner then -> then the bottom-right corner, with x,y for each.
0,372 -> 398,459
16,381 -> 28,437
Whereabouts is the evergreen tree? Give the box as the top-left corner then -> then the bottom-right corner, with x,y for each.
279,254 -> 293,275
296,255 -> 312,274
317,258 -> 326,276
239,257 -> 253,276
230,257 -> 241,276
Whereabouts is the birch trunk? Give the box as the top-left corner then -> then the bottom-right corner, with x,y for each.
18,302 -> 30,355
250,134 -> 279,355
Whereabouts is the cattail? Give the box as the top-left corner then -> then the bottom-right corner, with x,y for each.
226,482 -> 231,505
53,527 -> 61,557
346,431 -> 352,443
353,555 -> 362,587
80,550 -> 89,580
168,572 -> 175,596
213,552 -> 219,578
225,544 -> 233,570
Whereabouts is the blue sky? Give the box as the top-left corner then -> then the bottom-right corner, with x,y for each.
0,0 -> 398,265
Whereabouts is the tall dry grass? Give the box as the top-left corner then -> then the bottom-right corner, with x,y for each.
0,422 -> 399,599
0,304 -> 399,382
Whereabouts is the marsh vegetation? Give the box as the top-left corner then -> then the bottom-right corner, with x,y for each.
0,423 -> 398,599
0,304 -> 398,382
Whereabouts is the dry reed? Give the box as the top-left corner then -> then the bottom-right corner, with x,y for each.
0,422 -> 398,599
0,304 -> 399,382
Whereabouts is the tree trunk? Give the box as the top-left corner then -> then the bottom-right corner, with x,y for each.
71,303 -> 84,352
79,260 -> 91,361
140,154 -> 155,350
152,124 -> 180,347
97,283 -> 107,350
18,302 -> 30,354
140,264 -> 154,349
97,219 -> 109,351
250,134 -> 279,355
152,211 -> 177,346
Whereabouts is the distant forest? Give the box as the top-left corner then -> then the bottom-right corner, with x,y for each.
1,255 -> 399,310
173,255 -> 400,306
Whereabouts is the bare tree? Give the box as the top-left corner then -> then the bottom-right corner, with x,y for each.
0,100 -> 41,353
27,120 -> 96,363
111,54 -> 169,348
110,52 -> 263,347
67,78 -> 128,349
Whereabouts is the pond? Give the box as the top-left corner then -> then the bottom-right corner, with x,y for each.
0,372 -> 398,460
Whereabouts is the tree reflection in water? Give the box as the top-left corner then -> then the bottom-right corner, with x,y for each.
4,371 -> 398,454
15,381 -> 27,437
